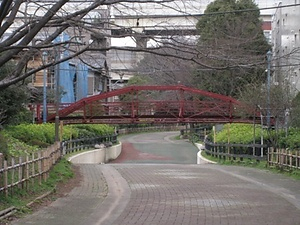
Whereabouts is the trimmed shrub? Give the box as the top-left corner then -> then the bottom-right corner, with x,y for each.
214,123 -> 267,144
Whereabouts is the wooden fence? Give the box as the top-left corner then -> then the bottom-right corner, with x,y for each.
268,148 -> 300,170
0,142 -> 61,197
204,141 -> 268,161
204,141 -> 300,170
0,134 -> 118,197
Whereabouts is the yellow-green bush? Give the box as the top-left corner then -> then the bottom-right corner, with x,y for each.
214,123 -> 267,144
1,123 -> 114,156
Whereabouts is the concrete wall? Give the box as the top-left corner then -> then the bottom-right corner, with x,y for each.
68,143 -> 122,164
194,143 -> 216,165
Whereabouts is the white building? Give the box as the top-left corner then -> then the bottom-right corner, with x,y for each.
272,0 -> 300,95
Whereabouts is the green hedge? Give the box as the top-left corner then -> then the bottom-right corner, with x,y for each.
0,123 -> 115,157
278,128 -> 300,149
214,124 -> 267,144
74,124 -> 114,137
212,124 -> 300,150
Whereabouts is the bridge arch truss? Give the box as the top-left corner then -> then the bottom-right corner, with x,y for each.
36,85 -> 259,124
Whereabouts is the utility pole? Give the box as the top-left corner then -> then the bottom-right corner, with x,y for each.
266,50 -> 272,129
55,33 -> 64,142
42,51 -> 48,123
55,53 -> 60,142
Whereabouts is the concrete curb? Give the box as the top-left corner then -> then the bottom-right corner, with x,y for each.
68,143 -> 122,164
195,143 -> 217,164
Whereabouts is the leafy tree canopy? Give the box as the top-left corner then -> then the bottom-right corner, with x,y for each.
126,76 -> 150,86
194,0 -> 270,98
197,0 -> 269,54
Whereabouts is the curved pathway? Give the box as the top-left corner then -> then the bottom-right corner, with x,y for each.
11,132 -> 300,225
113,132 -> 199,164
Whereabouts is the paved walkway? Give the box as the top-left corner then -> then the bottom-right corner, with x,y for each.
10,132 -> 300,224
12,163 -> 300,225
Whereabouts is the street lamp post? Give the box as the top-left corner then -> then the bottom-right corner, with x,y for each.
42,51 -> 48,123
266,50 -> 272,129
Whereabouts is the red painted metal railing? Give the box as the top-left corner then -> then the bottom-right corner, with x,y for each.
32,85 -> 260,124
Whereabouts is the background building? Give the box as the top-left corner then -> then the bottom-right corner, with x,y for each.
24,4 -> 111,103
272,0 -> 300,95
108,0 -> 280,86
15,0 -> 293,101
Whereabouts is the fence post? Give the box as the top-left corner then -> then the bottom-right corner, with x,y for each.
296,151 -> 299,169
42,150 -> 46,182
281,149 -> 284,168
52,145 -> 56,165
38,152 -> 42,185
62,142 -> 66,156
276,149 -> 279,166
279,149 -> 281,167
284,149 -> 286,167
58,142 -> 62,161
32,153 -> 35,186
0,154 -> 2,190
18,157 -> 22,189
267,148 -> 273,166
11,158 -> 15,195
25,155 -> 29,190
4,160 -> 8,197
46,148 -> 50,179
289,150 -> 292,168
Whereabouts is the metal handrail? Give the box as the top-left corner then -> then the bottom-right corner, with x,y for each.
61,134 -> 118,155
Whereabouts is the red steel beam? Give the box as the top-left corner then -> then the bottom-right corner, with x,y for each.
38,85 -> 258,124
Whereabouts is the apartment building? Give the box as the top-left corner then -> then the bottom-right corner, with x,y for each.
272,0 -> 300,95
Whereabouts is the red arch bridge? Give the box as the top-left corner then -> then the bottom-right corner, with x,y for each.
33,85 -> 263,125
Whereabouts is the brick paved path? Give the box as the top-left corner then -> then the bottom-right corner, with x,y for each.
12,165 -> 109,225
11,132 -> 300,225
113,132 -> 199,164
110,164 -> 300,225
12,164 -> 300,225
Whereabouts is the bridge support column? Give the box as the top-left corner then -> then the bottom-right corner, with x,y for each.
135,36 -> 148,48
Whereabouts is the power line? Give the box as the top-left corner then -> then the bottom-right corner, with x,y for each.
272,63 -> 300,69
194,3 -> 300,17
113,3 -> 300,19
